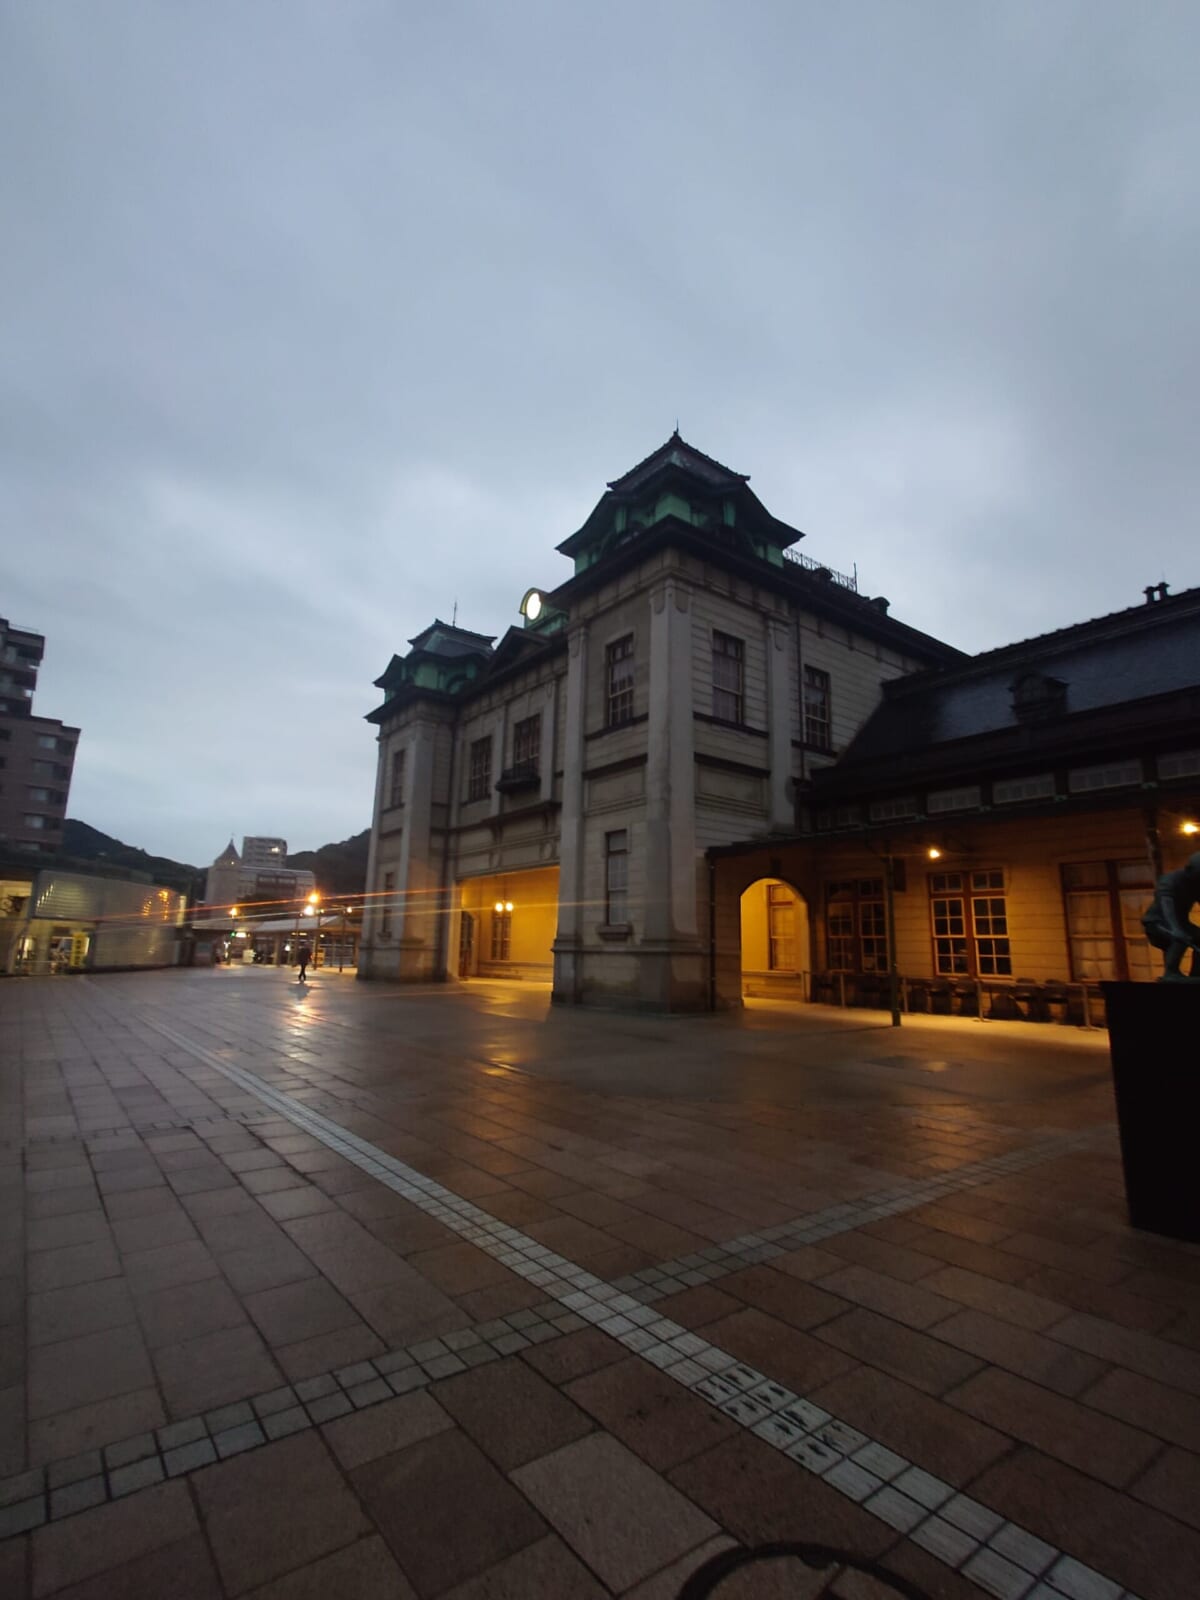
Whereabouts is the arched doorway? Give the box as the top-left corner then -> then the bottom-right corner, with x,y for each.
739,877 -> 811,1000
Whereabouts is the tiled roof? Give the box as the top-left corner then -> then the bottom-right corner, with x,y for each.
606,431 -> 749,494
838,587 -> 1200,767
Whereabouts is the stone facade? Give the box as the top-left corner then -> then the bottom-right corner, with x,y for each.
358,435 -> 958,1008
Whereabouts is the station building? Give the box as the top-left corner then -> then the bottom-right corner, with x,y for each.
358,435 -> 1199,1014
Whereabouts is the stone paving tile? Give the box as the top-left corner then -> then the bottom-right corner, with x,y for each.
353,1427 -> 547,1597
519,1326 -> 628,1386
29,1388 -> 165,1469
26,1243 -> 121,1297
29,1480 -> 196,1597
810,1365 -> 1012,1487
513,1432 -> 718,1595
932,1307 -> 1109,1398
567,1354 -> 739,1472
243,1278 -> 361,1346
916,1266 -> 1069,1332
436,1356 -> 593,1471
439,1534 -> 609,1598
1081,1365 -> 1200,1452
816,1308 -> 985,1397
26,1326 -> 154,1422
27,1280 -> 136,1348
699,1309 -> 857,1395
320,1391 -> 453,1471
153,1324 -> 282,1417
132,1276 -> 248,1349
275,1323 -> 386,1382
1049,1310 -> 1200,1397
242,1534 -> 418,1600
192,1430 -> 371,1595
35,1533 -> 223,1600
1130,1445 -> 1200,1532
973,1445 -> 1200,1600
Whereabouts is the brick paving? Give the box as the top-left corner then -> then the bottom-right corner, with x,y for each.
0,970 -> 1198,1595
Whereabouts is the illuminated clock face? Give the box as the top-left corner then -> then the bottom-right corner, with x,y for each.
524,590 -> 543,620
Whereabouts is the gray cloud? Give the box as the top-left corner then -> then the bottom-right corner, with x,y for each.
2,1 -> 1195,861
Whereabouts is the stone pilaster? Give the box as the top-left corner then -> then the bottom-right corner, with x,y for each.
551,621 -> 588,1002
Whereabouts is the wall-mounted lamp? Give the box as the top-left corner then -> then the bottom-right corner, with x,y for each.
1182,821 -> 1199,837
927,847 -> 942,860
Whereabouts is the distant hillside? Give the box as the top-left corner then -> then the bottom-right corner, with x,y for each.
287,830 -> 370,898
60,820 -> 205,898
59,821 -> 371,902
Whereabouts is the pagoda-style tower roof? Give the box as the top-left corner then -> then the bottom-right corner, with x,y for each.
556,431 -> 803,572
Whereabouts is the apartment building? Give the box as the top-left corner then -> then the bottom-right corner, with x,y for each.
0,618 -> 79,858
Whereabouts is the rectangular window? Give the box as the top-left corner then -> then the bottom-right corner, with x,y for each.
824,879 -> 886,972
814,804 -> 863,831
993,773 -> 1056,805
929,869 -> 1011,976
927,785 -> 981,814
389,749 -> 406,809
23,815 -> 46,829
1063,860 -> 1155,982
467,736 -> 492,801
380,870 -> 395,937
512,714 -> 541,775
767,883 -> 796,970
605,636 -> 635,727
1159,749 -> 1200,781
1068,760 -> 1142,793
36,735 -> 57,750
868,795 -> 919,822
490,909 -> 512,961
712,631 -> 744,722
605,830 -> 629,925
27,787 -> 50,803
803,666 -> 832,751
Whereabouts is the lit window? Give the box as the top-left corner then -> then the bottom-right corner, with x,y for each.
929,869 -> 1011,977
803,666 -> 832,751
605,830 -> 629,925
767,883 -> 796,970
824,879 -> 887,972
712,632 -> 744,722
605,636 -> 635,727
490,907 -> 512,960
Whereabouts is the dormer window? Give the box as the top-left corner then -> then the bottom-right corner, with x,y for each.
1011,671 -> 1066,721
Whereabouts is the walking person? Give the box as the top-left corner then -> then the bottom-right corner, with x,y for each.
296,939 -> 312,983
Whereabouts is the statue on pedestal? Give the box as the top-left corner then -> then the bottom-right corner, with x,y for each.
1142,852 -> 1200,981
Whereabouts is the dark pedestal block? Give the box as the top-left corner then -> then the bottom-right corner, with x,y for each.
1104,981 -> 1200,1243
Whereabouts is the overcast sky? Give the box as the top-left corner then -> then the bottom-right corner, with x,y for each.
3,2 -> 1196,865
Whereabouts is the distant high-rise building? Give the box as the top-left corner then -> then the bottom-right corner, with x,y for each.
0,618 -> 80,857
202,835 -> 315,918
241,836 -> 289,870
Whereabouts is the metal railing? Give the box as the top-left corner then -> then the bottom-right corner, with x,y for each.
783,548 -> 859,593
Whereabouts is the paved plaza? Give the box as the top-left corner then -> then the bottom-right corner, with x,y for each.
1,969 -> 1198,1598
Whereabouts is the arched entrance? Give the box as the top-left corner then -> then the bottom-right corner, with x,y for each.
739,877 -> 811,1001
454,865 -> 559,984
